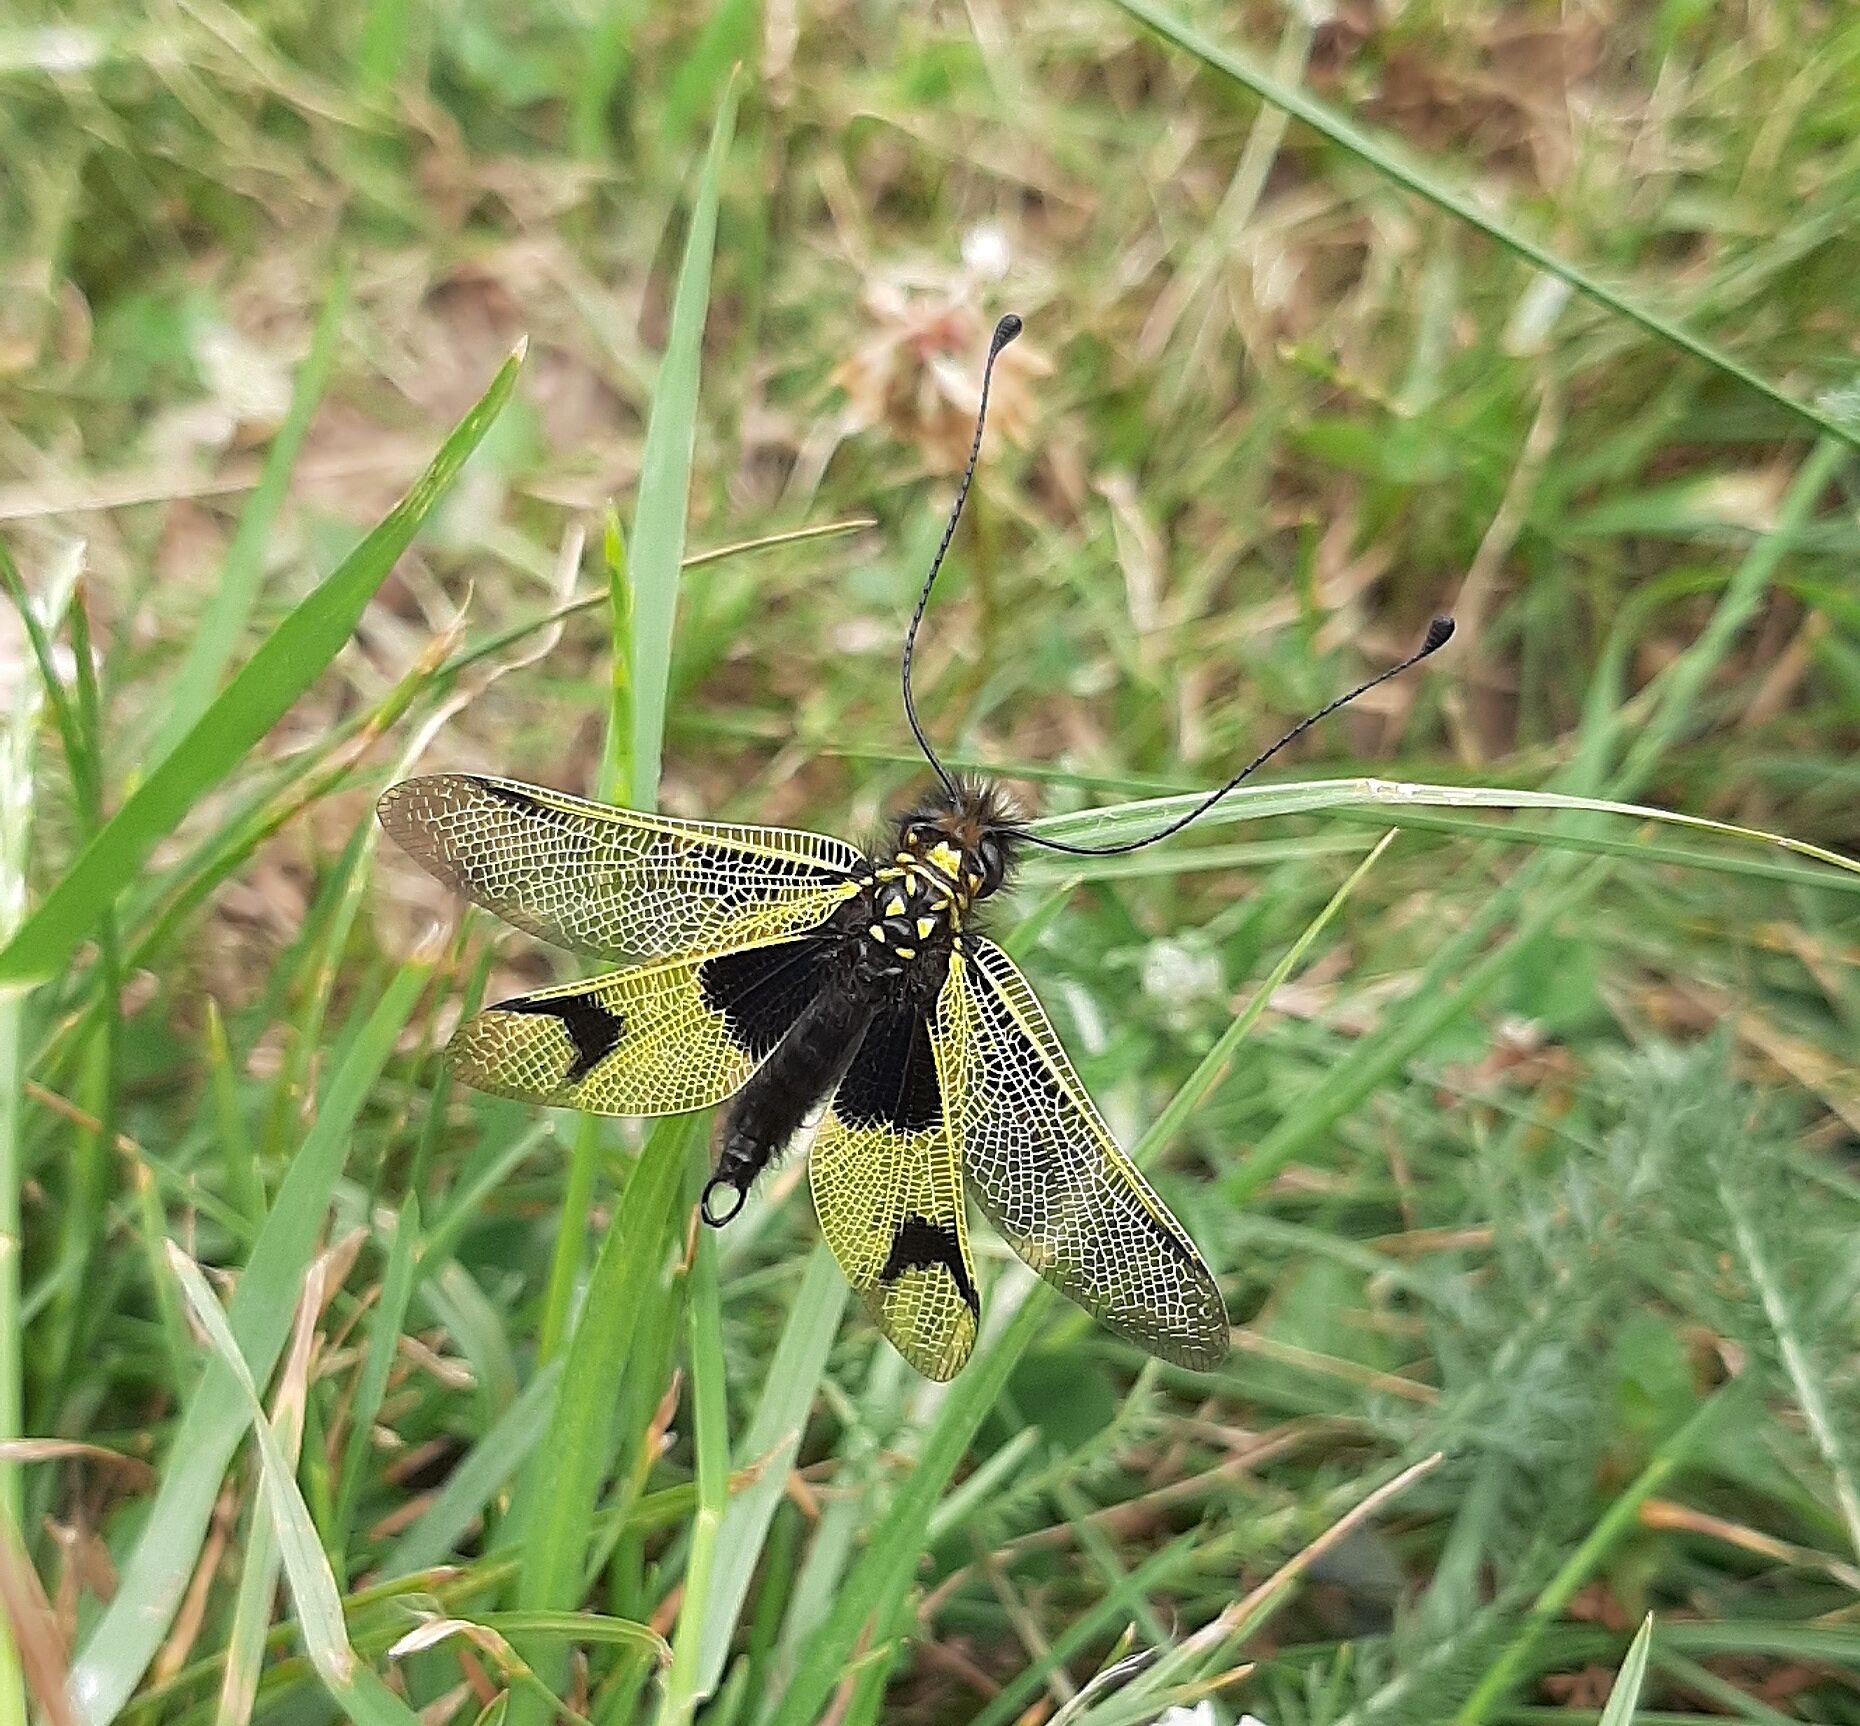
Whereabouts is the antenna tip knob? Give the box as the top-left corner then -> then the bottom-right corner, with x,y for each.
991,313 -> 1023,351
1422,616 -> 1456,654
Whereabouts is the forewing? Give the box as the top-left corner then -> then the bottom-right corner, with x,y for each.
943,937 -> 1228,1368
448,931 -> 828,1116
378,773 -> 861,962
810,997 -> 978,1381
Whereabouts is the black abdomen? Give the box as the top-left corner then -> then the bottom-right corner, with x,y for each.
702,986 -> 875,1224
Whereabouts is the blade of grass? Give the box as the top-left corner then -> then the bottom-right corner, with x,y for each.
332,1195 -> 422,1569
148,261 -> 352,764
695,1242 -> 847,1695
1608,438 -> 1846,791
356,0 -> 412,98
1569,442 -> 1845,795
599,506 -> 629,798
966,1538 -> 1202,1726
538,80 -> 736,1375
1308,805 -> 1860,897
1110,1453 -> 1444,1708
628,69 -> 740,810
0,555 -> 130,1399
381,1360 -> 564,1580
167,1247 -> 423,1726
0,545 -> 77,1726
1139,829 -> 1398,1159
1598,1616 -> 1656,1726
203,999 -> 263,1227
655,1219 -> 729,1726
506,1114 -> 692,1726
0,343 -> 523,988
465,1612 -> 667,1663
435,518 -> 873,682
513,104 -> 741,1712
45,590 -> 129,1396
1226,853 -> 1608,1203
1112,0 -> 1860,451
214,1240 -> 329,1726
1027,778 -> 1860,890
67,957 -> 432,1726
762,1290 -> 1053,1726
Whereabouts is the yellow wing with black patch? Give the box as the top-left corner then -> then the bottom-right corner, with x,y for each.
941,937 -> 1229,1369
809,993 -> 979,1381
448,932 -> 832,1115
378,773 -> 862,963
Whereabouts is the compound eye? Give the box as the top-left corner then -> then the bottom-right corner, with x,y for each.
976,836 -> 1004,890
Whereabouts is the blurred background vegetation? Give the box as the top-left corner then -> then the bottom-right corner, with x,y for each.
3,0 -> 1860,1722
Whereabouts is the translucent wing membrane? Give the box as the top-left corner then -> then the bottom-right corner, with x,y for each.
378,773 -> 861,962
811,994 -> 980,1381
449,933 -> 830,1114
943,938 -> 1229,1368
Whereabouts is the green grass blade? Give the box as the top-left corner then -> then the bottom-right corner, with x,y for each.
627,72 -> 740,810
332,1196 -> 422,1565
1608,438 -> 1846,793
381,1361 -> 564,1580
0,547 -> 89,814
0,344 -> 523,988
695,1243 -> 846,1695
167,1248 -> 422,1726
67,958 -> 432,1726
1136,829 -> 1397,1161
763,1291 -> 1052,1726
434,518 -> 872,682
1228,855 -> 1607,1202
967,1537 -> 1200,1726
203,999 -> 262,1227
148,262 -> 352,764
1598,1616 -> 1656,1726
656,1220 -> 729,1725
356,0 -> 413,96
1029,778 -> 1860,890
0,549 -> 75,1726
538,77 -> 736,1395
472,1613 -> 668,1662
216,1492 -> 285,1726
600,508 -> 630,799
507,1116 -> 691,1724
1112,0 -> 1860,451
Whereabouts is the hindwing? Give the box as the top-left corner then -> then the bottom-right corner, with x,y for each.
448,932 -> 830,1115
810,993 -> 979,1381
378,773 -> 861,963
938,937 -> 1228,1369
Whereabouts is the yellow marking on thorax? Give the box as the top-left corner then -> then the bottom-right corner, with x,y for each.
866,846 -> 973,952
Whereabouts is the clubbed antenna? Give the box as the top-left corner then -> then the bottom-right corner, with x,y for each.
1021,618 -> 1457,856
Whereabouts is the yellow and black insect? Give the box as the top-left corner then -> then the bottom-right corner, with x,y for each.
380,316 -> 1451,1380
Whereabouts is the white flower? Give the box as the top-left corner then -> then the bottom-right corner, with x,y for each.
961,222 -> 1012,281
1155,1704 -> 1223,1726
1141,936 -> 1224,1020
